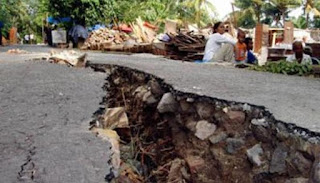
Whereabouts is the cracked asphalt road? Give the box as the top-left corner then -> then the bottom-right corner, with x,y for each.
0,55 -> 111,182
1,44 -> 320,182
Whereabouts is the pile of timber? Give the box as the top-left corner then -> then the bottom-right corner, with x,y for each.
81,28 -> 130,51
164,32 -> 206,61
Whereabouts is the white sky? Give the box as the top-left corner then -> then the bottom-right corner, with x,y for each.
209,0 -> 304,20
209,0 -> 235,20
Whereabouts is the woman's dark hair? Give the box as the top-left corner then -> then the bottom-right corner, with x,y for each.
213,22 -> 222,33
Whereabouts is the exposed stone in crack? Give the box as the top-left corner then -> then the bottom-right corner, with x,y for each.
89,63 -> 320,183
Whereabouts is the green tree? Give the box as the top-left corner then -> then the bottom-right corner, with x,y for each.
234,0 -> 264,24
291,16 -> 307,28
268,0 -> 303,26
184,0 -> 216,27
0,0 -> 48,41
312,0 -> 320,28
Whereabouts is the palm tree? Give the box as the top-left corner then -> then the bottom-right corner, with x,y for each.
234,0 -> 264,23
268,0 -> 303,26
304,0 -> 320,27
185,0 -> 216,27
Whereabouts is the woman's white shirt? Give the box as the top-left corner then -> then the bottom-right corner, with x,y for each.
203,33 -> 237,61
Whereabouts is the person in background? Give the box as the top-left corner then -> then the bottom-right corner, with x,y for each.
304,46 -> 320,65
24,34 -> 30,44
203,22 -> 236,62
235,30 -> 247,64
286,41 -> 312,65
245,37 -> 257,64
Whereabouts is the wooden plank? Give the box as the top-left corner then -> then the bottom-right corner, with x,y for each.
165,19 -> 177,34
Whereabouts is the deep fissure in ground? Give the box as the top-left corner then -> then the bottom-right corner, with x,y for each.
89,63 -> 320,183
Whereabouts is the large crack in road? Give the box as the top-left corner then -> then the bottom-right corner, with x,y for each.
88,63 -> 320,183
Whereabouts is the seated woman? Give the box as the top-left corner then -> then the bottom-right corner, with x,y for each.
203,22 -> 237,62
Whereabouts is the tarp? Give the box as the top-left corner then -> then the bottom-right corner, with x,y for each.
0,21 -> 3,28
88,24 -> 106,32
47,17 -> 72,24
68,25 -> 88,43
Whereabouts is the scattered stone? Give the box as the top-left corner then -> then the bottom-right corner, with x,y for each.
251,108 -> 263,118
195,120 -> 217,140
114,77 -> 121,85
243,103 -> 251,112
226,111 -> 246,124
142,91 -> 158,105
251,118 -> 268,127
226,138 -> 245,154
179,99 -> 195,113
310,161 -> 320,183
276,122 -> 288,132
284,178 -> 309,183
186,98 -> 194,103
185,155 -> 205,174
167,158 -> 190,182
132,72 -> 145,82
209,132 -> 228,144
308,137 -> 320,144
270,144 -> 288,174
222,107 -> 229,113
148,80 -> 164,97
185,120 -> 197,132
196,102 -> 215,120
252,125 -> 273,143
246,144 -> 264,166
157,93 -> 178,113
276,130 -> 290,141
291,152 -> 312,177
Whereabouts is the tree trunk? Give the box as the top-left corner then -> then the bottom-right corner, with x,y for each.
282,11 -> 286,27
306,13 -> 309,28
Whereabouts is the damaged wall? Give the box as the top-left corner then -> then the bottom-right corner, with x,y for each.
89,63 -> 320,183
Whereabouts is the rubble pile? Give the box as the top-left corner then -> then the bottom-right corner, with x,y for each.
90,63 -> 320,183
82,18 -> 157,53
81,28 -> 130,51
164,32 -> 206,61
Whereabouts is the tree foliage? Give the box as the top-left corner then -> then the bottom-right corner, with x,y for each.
0,0 -> 47,40
47,0 -> 216,27
234,0 -> 303,28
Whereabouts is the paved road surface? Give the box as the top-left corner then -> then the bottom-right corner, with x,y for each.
1,45 -> 320,182
0,52 -> 111,182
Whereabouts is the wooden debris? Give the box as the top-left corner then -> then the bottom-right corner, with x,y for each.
7,49 -> 29,54
81,28 -> 130,50
164,32 -> 206,61
49,50 -> 87,67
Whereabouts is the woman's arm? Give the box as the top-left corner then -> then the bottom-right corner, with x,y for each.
215,34 -> 237,45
